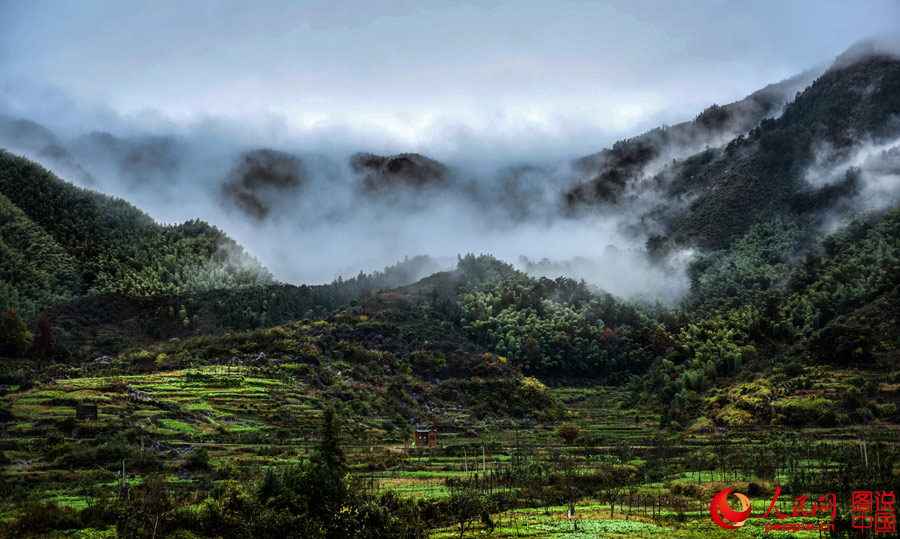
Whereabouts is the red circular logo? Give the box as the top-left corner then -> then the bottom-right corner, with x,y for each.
710,489 -> 752,529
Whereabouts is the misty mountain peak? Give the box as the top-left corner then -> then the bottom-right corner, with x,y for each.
221,148 -> 306,220
350,152 -> 448,193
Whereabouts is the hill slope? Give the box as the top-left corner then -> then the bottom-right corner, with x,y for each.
564,68 -> 818,206
662,54 -> 900,249
0,151 -> 272,320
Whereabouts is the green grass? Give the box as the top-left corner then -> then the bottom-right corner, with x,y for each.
157,419 -> 199,435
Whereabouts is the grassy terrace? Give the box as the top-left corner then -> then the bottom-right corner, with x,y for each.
3,368 -> 897,538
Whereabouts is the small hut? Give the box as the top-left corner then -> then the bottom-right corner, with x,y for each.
414,429 -> 437,447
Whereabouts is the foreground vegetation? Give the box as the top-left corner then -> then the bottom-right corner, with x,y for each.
2,369 -> 897,537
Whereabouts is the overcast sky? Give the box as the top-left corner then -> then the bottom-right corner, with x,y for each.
2,0 -> 900,161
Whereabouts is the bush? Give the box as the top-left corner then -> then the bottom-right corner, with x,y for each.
0,400 -> 12,421
774,397 -> 834,426
6,502 -> 80,536
556,422 -> 580,444
55,437 -> 140,468
186,448 -> 210,470
850,406 -> 874,423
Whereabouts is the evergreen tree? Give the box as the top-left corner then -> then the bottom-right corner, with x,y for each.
0,307 -> 32,358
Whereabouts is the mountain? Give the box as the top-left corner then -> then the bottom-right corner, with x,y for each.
41,255 -> 445,359
560,52 -> 900,267
564,68 -> 819,207
0,150 -> 273,320
0,151 -> 446,359
221,149 -> 307,220
658,54 -> 900,249
350,152 -> 449,193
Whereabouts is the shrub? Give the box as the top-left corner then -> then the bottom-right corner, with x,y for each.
0,400 -> 12,421
186,448 -> 210,470
556,422 -> 580,444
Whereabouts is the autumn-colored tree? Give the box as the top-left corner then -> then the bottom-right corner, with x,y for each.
556,421 -> 580,444
651,327 -> 671,358
30,316 -> 57,361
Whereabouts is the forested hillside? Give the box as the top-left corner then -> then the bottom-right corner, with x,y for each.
564,67 -> 817,206
658,54 -> 900,248
0,151 -> 272,320
0,151 -> 446,359
40,255 -> 445,360
457,256 -> 657,379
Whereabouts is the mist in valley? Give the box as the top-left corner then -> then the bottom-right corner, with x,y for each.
2,2 -> 899,304
0,109 -> 678,299
0,57 -> 885,305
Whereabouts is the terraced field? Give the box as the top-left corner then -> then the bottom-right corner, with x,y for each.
2,370 -> 898,538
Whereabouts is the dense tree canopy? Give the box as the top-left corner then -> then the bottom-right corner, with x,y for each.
0,151 -> 272,321
458,256 -> 656,379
